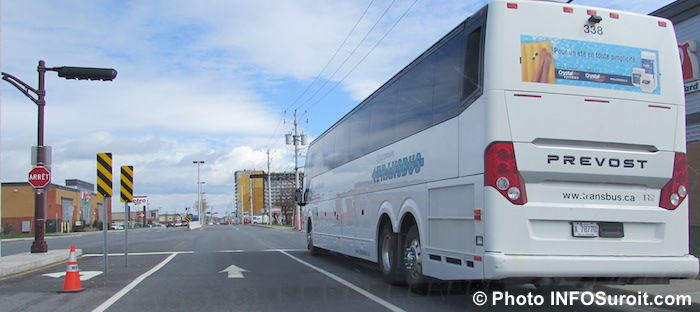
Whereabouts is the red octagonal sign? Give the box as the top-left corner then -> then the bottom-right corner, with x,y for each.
28,166 -> 51,188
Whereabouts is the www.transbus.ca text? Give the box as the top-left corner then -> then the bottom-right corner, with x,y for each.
562,192 -> 637,202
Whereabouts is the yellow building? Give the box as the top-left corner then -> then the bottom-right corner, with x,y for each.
235,170 -> 265,222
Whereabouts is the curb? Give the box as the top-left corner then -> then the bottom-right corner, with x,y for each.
0,249 -> 82,278
250,224 -> 298,231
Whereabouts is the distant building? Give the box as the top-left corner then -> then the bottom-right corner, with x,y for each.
65,179 -> 97,225
1,179 -> 111,234
266,172 -> 302,224
158,213 -> 184,224
112,209 -> 159,228
235,170 -> 265,221
234,170 -> 302,224
265,172 -> 298,209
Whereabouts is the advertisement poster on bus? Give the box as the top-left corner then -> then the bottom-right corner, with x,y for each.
521,35 -> 661,94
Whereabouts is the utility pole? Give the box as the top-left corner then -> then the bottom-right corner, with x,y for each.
267,150 -> 272,225
285,110 -> 307,230
249,172 -> 253,224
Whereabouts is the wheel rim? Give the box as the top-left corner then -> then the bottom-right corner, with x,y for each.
380,233 -> 393,272
405,238 -> 422,279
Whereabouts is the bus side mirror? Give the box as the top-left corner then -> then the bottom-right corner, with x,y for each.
295,188 -> 307,206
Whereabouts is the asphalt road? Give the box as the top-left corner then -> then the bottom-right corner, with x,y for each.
0,226 -> 671,311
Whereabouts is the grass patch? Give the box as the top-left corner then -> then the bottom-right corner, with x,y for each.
1,232 -> 64,239
0,233 -> 35,239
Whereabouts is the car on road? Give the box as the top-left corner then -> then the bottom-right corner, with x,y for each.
111,224 -> 124,230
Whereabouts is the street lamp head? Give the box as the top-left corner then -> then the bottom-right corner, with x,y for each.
52,66 -> 118,81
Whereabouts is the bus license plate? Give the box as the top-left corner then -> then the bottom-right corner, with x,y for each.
572,222 -> 598,237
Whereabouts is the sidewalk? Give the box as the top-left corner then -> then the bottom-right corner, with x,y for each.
0,249 -> 81,279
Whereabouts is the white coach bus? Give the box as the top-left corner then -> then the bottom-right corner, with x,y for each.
297,0 -> 699,291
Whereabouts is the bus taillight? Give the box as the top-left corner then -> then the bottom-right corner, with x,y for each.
660,153 -> 688,210
485,142 -> 527,205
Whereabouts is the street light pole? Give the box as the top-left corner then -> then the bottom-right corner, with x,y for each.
193,161 -> 204,225
2,60 -> 117,253
33,61 -> 48,253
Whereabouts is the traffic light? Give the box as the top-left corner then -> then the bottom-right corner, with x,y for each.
53,67 -> 118,81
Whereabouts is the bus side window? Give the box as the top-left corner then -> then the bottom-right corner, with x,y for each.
462,25 -> 484,106
433,30 -> 464,125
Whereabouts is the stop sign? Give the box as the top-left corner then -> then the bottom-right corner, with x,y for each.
28,166 -> 51,188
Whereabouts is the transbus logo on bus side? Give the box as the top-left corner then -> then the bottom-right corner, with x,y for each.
372,153 -> 425,182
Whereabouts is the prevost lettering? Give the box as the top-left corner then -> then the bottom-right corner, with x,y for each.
547,155 -> 647,168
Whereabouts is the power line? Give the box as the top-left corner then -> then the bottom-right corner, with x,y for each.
266,0 -> 376,152
263,114 -> 286,152
283,0 -> 377,113
295,0 -> 397,111
304,0 -> 419,112
266,0 -> 417,152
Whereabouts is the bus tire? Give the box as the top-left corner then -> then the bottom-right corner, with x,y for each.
404,224 -> 428,293
379,225 -> 405,285
307,221 -> 321,256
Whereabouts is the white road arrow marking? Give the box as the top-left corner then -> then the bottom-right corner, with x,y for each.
218,265 -> 248,278
43,271 -> 103,281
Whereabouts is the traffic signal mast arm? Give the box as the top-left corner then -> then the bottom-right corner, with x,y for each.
1,72 -> 42,105
1,61 -> 118,106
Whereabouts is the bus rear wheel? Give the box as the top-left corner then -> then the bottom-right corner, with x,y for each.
379,225 -> 405,284
404,224 -> 428,293
307,221 -> 321,256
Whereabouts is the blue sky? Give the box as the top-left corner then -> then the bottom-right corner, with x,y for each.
1,0 -> 676,216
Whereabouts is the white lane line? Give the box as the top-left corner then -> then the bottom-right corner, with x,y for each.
263,248 -> 306,252
279,250 -> 405,312
83,251 -> 193,257
91,252 -> 180,312
216,249 -> 305,253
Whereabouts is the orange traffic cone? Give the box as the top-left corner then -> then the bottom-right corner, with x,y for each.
58,245 -> 85,293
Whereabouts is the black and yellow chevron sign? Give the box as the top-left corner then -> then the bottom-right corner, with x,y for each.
97,153 -> 113,198
120,166 -> 134,203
